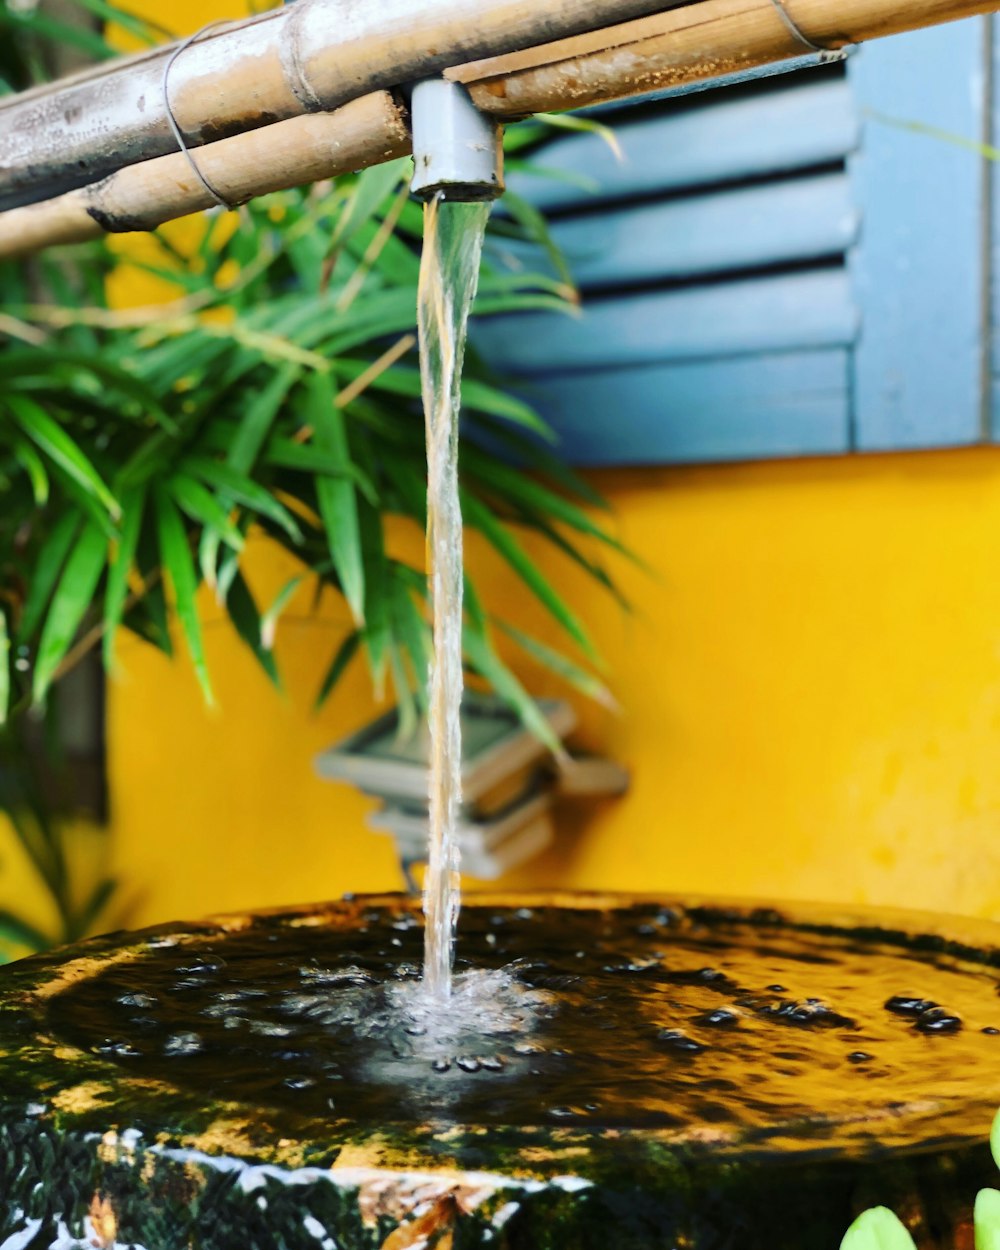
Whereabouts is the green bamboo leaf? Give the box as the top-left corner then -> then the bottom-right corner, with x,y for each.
264,437 -> 378,503
227,363 -> 299,474
306,372 -> 365,625
314,631 -> 361,709
71,0 -> 172,43
470,412 -> 609,509
976,1189 -> 1000,1250
216,544 -> 242,605
462,625 -> 564,757
103,486 -> 145,672
460,378 -> 556,439
67,878 -> 117,944
12,438 -> 49,505
0,10 -> 117,59
199,529 -> 222,594
463,575 -> 487,631
226,571 -> 281,688
259,566 -> 330,651
32,520 -> 108,703
30,349 -> 174,428
169,474 -> 245,551
154,487 -> 213,705
330,159 -> 409,252
0,610 -> 9,727
358,501 -> 390,692
501,188 -> 577,292
462,491 -> 597,660
45,462 -> 119,540
16,512 -> 79,646
182,455 -> 302,542
536,111 -> 623,160
387,642 -> 418,741
0,909 -> 51,955
496,619 -> 617,709
8,395 -> 119,519
841,1209 -> 917,1250
463,446 -> 624,549
390,577 -> 431,707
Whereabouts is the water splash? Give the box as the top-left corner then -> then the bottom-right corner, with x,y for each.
417,194 -> 491,999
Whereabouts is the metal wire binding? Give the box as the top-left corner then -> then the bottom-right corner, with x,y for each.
162,21 -> 238,211
766,0 -> 847,62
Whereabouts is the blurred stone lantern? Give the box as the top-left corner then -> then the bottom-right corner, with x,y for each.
315,693 -> 627,888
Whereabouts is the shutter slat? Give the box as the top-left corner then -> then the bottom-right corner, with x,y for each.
519,350 -> 850,466
502,172 -> 858,289
509,79 -> 859,213
475,271 -> 859,374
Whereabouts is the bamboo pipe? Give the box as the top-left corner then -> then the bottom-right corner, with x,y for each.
0,0 -> 678,213
0,94 -> 409,262
0,0 -> 995,263
452,0 -> 1000,113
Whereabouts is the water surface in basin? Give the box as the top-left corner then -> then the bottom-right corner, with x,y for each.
44,901 -> 1000,1145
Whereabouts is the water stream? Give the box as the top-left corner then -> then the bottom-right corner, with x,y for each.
417,194 -> 491,1000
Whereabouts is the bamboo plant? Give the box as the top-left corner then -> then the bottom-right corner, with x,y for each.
0,0 -> 622,956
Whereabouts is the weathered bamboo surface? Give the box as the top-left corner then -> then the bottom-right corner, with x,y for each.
0,0 -> 676,212
454,0 -> 1000,113
0,95 -> 408,260
0,0 -> 996,261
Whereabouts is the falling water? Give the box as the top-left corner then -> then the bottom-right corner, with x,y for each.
417,193 -> 491,999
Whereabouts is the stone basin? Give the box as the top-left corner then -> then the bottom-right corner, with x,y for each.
2,892 -> 1000,1248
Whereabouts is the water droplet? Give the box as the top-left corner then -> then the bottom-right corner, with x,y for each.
456,1056 -> 481,1073
885,995 -> 938,1017
432,1058 -> 451,1073
847,1051 -> 873,1064
175,955 -> 224,975
94,1039 -> 143,1058
657,1029 -> 707,1054
249,1020 -> 292,1038
701,1008 -> 739,1029
914,1008 -> 962,1034
982,1027 -> 999,1036
117,991 -> 156,1010
284,1075 -> 315,1090
164,1031 -> 202,1056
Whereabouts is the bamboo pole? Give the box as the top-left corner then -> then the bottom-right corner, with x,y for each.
0,0 -> 677,213
0,0 -> 996,262
0,94 -> 409,261
453,0 -> 1000,114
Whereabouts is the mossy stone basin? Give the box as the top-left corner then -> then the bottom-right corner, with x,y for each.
2,892 -> 1000,1248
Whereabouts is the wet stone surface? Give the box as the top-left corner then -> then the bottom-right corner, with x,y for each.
40,899 -> 1000,1138
5,896 -> 1000,1249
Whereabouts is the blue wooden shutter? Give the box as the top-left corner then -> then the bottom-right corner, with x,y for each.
474,18 -> 993,466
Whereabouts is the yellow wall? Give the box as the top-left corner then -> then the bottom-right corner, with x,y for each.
21,0 -> 1000,936
107,446 -> 1000,927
